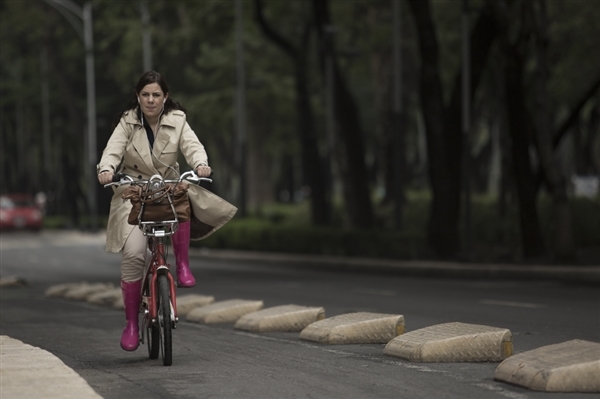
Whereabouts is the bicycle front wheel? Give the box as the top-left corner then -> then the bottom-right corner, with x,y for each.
146,314 -> 159,360
157,274 -> 173,366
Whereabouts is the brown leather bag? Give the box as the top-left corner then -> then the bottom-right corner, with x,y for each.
122,183 -> 191,225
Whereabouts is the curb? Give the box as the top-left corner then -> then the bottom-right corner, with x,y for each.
0,336 -> 104,399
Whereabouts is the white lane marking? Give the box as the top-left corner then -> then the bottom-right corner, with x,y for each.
480,299 -> 545,309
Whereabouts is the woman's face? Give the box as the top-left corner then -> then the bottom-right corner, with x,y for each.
138,83 -> 167,119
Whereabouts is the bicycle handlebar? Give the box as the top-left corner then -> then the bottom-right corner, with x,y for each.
103,170 -> 212,189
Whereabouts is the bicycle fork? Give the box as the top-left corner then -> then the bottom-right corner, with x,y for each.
145,239 -> 179,323
148,269 -> 178,324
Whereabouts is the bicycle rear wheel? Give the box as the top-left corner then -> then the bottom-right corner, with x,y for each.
157,274 -> 173,366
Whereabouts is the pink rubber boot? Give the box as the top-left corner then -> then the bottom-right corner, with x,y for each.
171,220 -> 196,287
120,280 -> 142,351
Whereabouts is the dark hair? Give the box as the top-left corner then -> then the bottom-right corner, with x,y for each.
110,71 -> 187,130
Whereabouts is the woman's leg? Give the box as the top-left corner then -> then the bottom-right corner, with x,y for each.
119,227 -> 146,351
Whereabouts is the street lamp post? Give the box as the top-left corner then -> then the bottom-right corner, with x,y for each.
44,0 -> 97,231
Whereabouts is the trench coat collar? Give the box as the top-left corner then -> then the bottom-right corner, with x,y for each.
122,109 -> 183,172
122,108 -> 182,128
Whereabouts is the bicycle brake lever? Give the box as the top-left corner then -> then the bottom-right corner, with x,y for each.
103,174 -> 132,188
113,173 -> 126,182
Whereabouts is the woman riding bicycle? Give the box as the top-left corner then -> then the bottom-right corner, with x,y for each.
97,71 -> 236,351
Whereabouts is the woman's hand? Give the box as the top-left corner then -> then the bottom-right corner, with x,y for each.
195,165 -> 212,178
98,171 -> 114,185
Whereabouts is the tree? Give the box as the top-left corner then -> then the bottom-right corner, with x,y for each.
254,0 -> 330,225
407,0 -> 501,257
531,0 -> 574,259
496,0 -> 600,259
313,0 -> 374,229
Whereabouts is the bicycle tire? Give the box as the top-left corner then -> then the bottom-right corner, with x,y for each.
146,314 -> 159,359
158,274 -> 173,366
142,277 -> 160,360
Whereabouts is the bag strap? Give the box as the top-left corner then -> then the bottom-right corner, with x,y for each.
139,185 -> 173,204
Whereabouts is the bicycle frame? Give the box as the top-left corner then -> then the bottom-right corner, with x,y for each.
138,209 -> 179,366
144,234 -> 178,324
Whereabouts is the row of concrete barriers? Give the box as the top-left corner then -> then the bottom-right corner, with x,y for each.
36,277 -> 600,394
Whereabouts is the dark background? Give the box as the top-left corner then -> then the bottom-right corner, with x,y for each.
1,0 -> 599,263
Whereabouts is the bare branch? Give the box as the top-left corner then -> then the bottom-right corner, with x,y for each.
552,75 -> 600,149
254,0 -> 297,59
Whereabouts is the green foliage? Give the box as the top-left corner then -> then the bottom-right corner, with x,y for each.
196,215 -> 432,260
195,193 -> 600,261
42,216 -> 69,230
547,0 -> 600,106
538,196 -> 600,248
1,0 -> 598,253
42,214 -> 109,230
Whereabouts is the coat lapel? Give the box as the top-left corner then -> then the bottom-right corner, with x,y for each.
152,113 -> 176,159
129,123 -> 156,174
152,129 -> 170,159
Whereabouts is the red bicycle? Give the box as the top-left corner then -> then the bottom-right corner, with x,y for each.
105,171 -> 208,366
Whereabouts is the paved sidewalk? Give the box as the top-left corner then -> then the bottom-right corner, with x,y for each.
0,335 -> 103,399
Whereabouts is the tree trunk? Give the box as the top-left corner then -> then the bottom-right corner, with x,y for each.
47,34 -> 86,227
407,0 -> 503,256
531,0 -> 574,260
406,0 -> 458,256
505,68 -> 546,258
295,49 -> 331,225
503,35 -> 546,259
246,112 -> 274,209
313,0 -> 374,229
254,0 -> 331,225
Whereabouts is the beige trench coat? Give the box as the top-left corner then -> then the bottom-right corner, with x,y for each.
97,109 -> 237,253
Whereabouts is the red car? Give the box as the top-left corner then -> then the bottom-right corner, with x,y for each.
0,194 -> 43,231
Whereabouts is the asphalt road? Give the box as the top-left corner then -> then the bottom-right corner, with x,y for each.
1,230 -> 599,399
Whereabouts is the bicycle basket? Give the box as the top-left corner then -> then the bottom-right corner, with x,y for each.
122,183 -> 191,225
